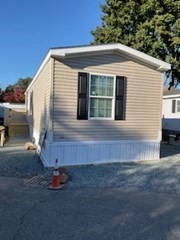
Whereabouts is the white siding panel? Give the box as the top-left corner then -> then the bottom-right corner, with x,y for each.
42,140 -> 160,167
26,58 -> 52,135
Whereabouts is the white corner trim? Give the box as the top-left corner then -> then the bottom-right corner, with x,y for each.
158,130 -> 162,141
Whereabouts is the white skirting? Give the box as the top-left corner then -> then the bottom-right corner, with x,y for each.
39,140 -> 160,167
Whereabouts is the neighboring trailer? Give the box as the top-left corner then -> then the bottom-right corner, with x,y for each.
162,90 -> 180,134
3,103 -> 26,126
3,103 -> 28,137
25,44 -> 171,167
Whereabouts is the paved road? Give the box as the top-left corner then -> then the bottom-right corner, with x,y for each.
0,177 -> 180,240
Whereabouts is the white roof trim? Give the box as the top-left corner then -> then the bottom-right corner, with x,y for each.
2,103 -> 25,109
26,43 -> 171,93
163,94 -> 180,99
51,44 -> 171,70
26,50 -> 52,93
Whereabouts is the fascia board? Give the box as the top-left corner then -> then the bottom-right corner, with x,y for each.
51,44 -> 171,71
116,44 -> 171,71
163,94 -> 180,99
26,43 -> 171,94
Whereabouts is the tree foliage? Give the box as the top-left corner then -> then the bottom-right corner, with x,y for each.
91,0 -> 180,88
3,87 -> 25,103
0,88 -> 4,102
14,77 -> 32,90
1,77 -> 32,103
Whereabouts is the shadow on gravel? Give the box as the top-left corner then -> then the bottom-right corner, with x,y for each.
66,143 -> 180,194
160,142 -> 180,158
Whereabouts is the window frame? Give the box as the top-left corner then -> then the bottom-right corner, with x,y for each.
88,73 -> 116,120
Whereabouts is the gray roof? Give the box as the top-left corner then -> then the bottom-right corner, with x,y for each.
163,89 -> 180,96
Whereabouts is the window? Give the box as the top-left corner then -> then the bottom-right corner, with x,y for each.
89,74 -> 115,119
172,99 -> 180,113
77,72 -> 126,120
172,99 -> 176,113
177,100 -> 180,112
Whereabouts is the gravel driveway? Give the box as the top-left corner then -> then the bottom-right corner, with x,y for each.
0,146 -> 45,177
0,143 -> 179,194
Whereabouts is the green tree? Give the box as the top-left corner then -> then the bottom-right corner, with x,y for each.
14,77 -> 32,90
5,77 -> 32,92
91,0 -> 180,88
4,85 -> 14,93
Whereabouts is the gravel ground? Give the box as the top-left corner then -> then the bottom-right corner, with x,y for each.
66,143 -> 180,194
0,146 -> 46,177
0,143 -> 179,194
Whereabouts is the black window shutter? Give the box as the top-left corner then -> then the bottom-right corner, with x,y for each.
115,76 -> 126,120
77,72 -> 89,120
172,100 -> 176,113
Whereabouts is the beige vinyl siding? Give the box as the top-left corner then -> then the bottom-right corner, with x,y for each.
27,58 -> 52,134
53,53 -> 162,141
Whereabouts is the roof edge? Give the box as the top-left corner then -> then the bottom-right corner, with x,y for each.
163,94 -> 180,99
26,43 -> 171,93
25,50 -> 52,93
50,43 -> 171,71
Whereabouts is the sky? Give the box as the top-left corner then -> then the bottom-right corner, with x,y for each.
0,0 -> 104,90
